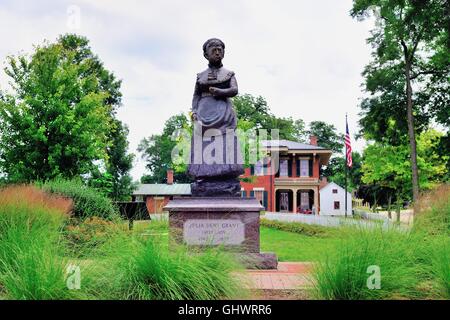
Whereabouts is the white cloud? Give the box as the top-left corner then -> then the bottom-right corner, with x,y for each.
0,0 -> 374,180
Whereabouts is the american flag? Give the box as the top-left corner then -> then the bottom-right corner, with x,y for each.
345,118 -> 352,167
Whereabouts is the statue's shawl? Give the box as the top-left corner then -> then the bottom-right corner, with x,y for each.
197,67 -> 235,86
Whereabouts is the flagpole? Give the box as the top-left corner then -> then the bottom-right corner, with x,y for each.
345,113 -> 348,218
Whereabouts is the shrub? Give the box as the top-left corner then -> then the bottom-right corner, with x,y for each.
428,236 -> 450,298
312,226 -> 424,300
38,179 -> 118,220
0,185 -> 72,231
0,185 -> 74,299
128,242 -> 243,300
414,184 -> 450,236
63,217 -> 126,257
260,218 -> 333,237
88,235 -> 245,300
313,184 -> 450,300
412,185 -> 450,298
0,229 -> 71,300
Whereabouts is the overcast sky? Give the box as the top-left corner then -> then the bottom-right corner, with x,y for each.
0,0 -> 374,180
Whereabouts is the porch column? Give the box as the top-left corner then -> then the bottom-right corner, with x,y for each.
292,154 -> 297,177
292,188 -> 297,213
273,187 -> 277,212
314,187 -> 319,215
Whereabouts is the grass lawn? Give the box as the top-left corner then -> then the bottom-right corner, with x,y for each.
132,219 -> 343,263
260,226 -> 342,262
132,219 -> 167,233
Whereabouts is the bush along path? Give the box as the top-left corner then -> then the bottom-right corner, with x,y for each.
0,181 -> 447,300
0,182 -> 247,300
311,185 -> 450,300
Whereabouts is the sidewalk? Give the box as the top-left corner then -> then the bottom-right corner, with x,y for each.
244,262 -> 313,290
236,262 -> 314,299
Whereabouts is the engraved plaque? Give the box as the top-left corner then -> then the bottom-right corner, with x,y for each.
183,219 -> 245,245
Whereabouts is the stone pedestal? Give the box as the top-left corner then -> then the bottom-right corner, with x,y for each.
164,197 -> 278,269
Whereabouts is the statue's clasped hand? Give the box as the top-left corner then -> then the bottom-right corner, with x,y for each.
209,86 -> 221,96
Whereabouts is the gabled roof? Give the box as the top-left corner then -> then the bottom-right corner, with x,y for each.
133,183 -> 191,196
261,139 -> 328,151
319,181 -> 351,194
261,139 -> 332,165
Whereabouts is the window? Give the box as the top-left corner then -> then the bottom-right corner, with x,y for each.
253,189 -> 264,205
332,189 -> 338,194
280,192 -> 289,211
334,201 -> 340,210
300,192 -> 309,210
279,159 -> 288,177
300,159 -> 309,177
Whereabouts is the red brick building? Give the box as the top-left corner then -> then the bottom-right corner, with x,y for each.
132,170 -> 191,214
133,137 -> 332,214
240,137 -> 332,214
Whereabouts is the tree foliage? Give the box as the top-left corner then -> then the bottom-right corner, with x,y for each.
362,129 -> 448,200
323,152 -> 363,192
90,119 -> 135,200
0,34 -> 134,199
351,0 -> 450,201
307,121 -> 345,154
106,120 -> 135,200
233,94 -> 306,141
138,113 -> 191,184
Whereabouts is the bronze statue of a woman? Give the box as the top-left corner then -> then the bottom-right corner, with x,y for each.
188,38 -> 244,197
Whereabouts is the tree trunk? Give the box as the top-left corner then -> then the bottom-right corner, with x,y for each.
396,191 -> 402,223
387,193 -> 392,220
371,188 -> 377,213
404,60 -> 420,205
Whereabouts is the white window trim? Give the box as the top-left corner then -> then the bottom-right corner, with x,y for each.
334,201 -> 340,210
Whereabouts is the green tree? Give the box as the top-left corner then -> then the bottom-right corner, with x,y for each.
233,94 -> 306,141
436,132 -> 450,181
323,151 -> 363,192
0,34 -> 124,182
106,119 -> 135,200
351,0 -> 450,202
307,121 -> 344,153
138,113 -> 191,183
362,129 -> 448,219
266,117 -> 305,141
306,121 -> 358,190
89,120 -> 135,200
362,143 -> 411,219
233,94 -> 271,129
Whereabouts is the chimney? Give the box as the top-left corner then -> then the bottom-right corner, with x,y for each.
167,169 -> 174,185
309,135 -> 318,146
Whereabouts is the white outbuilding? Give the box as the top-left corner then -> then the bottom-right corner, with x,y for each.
319,182 -> 352,216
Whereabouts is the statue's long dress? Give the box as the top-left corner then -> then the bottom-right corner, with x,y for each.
188,66 -> 244,196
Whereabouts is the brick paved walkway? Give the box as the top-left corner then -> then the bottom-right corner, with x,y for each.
238,262 -> 314,290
